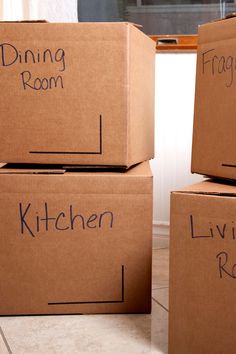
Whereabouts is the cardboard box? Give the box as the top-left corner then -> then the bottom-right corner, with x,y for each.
0,161 -> 152,315
0,22 -> 155,167
169,180 -> 236,354
192,17 -> 236,179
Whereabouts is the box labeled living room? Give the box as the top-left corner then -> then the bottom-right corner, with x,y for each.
169,180 -> 236,354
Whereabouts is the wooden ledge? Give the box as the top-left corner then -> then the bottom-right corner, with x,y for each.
149,34 -> 198,52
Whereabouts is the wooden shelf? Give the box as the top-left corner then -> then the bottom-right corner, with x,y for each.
149,34 -> 198,52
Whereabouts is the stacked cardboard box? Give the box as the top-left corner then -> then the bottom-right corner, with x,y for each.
191,16 -> 236,180
169,16 -> 236,354
0,22 -> 156,315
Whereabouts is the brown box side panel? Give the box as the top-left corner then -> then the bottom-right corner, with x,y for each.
192,19 -> 236,179
0,165 -> 153,315
128,25 -> 155,167
0,23 -> 128,166
169,191 -> 236,354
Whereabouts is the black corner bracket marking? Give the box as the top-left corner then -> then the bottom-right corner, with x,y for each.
222,163 -> 236,168
29,114 -> 103,155
48,265 -> 125,306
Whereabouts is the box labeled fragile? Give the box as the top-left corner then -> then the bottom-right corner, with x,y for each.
192,16 -> 236,179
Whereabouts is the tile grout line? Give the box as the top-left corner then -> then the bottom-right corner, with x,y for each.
152,286 -> 169,291
152,297 -> 169,313
0,326 -> 13,354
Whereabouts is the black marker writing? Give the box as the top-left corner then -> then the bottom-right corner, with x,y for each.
21,70 -> 64,90
0,43 -> 65,71
19,202 -> 114,237
190,215 -> 235,240
216,251 -> 236,279
202,48 -> 236,87
0,42 -> 66,91
19,203 -> 35,237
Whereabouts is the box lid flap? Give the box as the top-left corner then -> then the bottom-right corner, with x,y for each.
0,163 -> 66,175
128,22 -> 143,29
62,165 -> 127,172
0,162 -> 152,195
0,161 -> 152,177
173,180 -> 236,196
198,14 -> 236,44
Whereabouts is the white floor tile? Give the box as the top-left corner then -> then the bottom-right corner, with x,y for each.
0,300 -> 168,354
152,249 -> 169,289
0,326 -> 12,354
152,288 -> 169,311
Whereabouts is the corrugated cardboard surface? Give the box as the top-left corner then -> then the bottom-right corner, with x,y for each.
128,24 -> 155,167
192,17 -> 236,179
0,22 -> 155,167
169,180 -> 236,354
0,161 -> 153,315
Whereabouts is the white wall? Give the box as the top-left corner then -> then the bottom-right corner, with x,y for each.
0,0 -> 77,22
28,0 -> 78,23
151,53 -> 203,240
0,0 -> 23,20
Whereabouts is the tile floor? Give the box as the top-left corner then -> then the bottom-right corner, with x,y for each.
0,247 -> 169,354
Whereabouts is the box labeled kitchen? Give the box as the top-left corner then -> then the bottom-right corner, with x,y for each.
0,161 -> 152,315
192,16 -> 236,179
169,180 -> 236,354
0,22 -> 155,167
